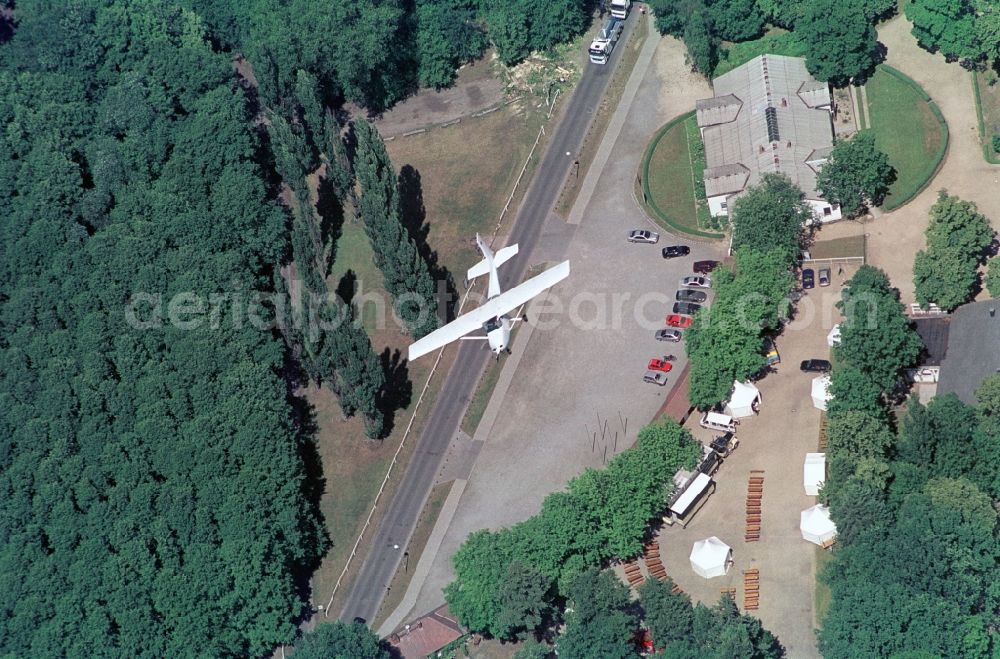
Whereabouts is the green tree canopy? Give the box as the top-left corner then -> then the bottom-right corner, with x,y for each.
557,569 -> 639,659
799,0 -> 881,85
730,173 -> 811,261
913,191 -> 995,311
906,0 -> 984,62
816,132 -> 895,216
293,622 -> 390,659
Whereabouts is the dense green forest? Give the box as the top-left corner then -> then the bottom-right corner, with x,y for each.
0,1 -> 330,655
184,0 -> 596,111
817,268 -> 1000,656
0,0 -> 601,654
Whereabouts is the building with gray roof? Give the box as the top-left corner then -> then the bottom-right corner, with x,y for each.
695,55 -> 841,222
937,299 -> 1000,405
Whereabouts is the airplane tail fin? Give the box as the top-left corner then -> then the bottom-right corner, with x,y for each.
467,242 -> 518,282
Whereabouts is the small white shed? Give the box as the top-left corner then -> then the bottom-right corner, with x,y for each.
827,324 -> 842,347
800,504 -> 837,546
725,381 -> 761,418
811,375 -> 832,411
803,453 -> 826,496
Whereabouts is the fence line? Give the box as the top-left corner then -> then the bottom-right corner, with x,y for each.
324,92 -> 560,616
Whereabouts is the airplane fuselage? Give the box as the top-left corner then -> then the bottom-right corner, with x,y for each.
483,315 -> 512,354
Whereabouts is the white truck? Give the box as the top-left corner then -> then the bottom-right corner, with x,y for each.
610,0 -> 631,19
588,17 -> 623,65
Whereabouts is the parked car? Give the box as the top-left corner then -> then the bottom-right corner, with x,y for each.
643,371 -> 668,386
763,338 -> 780,366
676,289 -> 708,303
673,302 -> 702,315
647,357 -> 674,372
662,245 -> 691,258
818,268 -> 831,287
655,328 -> 683,342
665,314 -> 693,328
682,275 -> 711,288
802,268 -> 815,289
800,359 -> 832,373
693,260 -> 720,274
627,229 -> 659,244
710,432 -> 740,457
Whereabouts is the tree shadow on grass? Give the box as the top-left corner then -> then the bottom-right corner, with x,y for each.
397,165 -> 460,324
336,269 -> 358,307
377,348 -> 413,438
316,175 -> 346,279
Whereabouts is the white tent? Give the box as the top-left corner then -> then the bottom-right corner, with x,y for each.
690,537 -> 732,578
725,381 -> 761,418
803,453 -> 826,496
811,375 -> 832,411
827,324 -> 842,347
800,504 -> 837,546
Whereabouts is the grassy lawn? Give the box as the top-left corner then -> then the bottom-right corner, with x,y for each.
973,71 -> 1000,163
312,99 -> 558,613
814,546 -> 834,628
808,235 -> 866,260
642,112 -> 720,237
714,29 -> 808,78
865,66 -> 947,210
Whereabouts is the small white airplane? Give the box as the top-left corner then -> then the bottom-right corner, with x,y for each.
407,234 -> 570,361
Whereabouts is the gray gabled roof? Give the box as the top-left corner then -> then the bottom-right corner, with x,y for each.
697,55 -> 835,200
703,163 -> 751,197
937,299 -> 1000,405
696,94 -> 743,127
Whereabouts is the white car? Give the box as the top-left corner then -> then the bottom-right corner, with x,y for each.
627,229 -> 659,244
681,275 -> 711,288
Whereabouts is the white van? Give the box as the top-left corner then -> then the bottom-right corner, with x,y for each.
700,411 -> 737,433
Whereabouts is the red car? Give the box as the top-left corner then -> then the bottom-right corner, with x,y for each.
647,358 -> 674,373
665,314 -> 693,328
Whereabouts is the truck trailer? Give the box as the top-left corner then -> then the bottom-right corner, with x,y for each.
588,17 -> 623,65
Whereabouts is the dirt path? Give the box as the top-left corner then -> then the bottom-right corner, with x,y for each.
830,16 -> 1000,302
364,61 -> 506,139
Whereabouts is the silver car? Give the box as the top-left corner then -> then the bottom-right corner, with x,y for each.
627,229 -> 660,244
643,371 -> 668,386
681,275 -> 711,288
655,328 -> 683,342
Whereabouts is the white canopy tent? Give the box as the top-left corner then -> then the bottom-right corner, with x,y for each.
800,504 -> 837,546
725,381 -> 761,418
803,453 -> 826,496
811,375 -> 832,411
827,324 -> 842,347
690,537 -> 732,578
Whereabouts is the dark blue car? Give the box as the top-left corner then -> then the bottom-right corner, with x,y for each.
802,268 -> 815,289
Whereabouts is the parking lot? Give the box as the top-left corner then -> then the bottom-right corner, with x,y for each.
402,36 -> 726,619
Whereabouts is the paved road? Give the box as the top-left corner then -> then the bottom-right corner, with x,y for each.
339,15 -> 639,624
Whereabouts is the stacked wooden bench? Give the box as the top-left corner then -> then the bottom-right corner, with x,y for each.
643,542 -> 683,593
743,569 -> 759,610
745,471 -> 764,542
720,587 -> 737,601
623,560 -> 644,589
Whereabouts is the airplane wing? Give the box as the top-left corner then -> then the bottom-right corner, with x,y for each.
407,260 -> 570,361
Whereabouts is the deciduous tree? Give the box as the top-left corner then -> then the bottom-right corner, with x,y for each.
730,173 -> 811,261
816,132 -> 895,216
294,622 -> 390,659
558,569 -> 639,659
913,191 -> 995,311
799,0 -> 881,85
